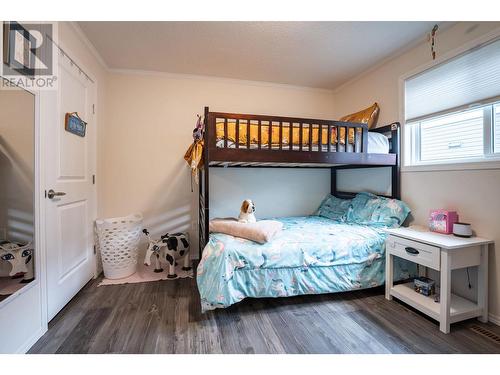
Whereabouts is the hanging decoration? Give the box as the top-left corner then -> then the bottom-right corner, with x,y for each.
184,114 -> 205,191
64,112 -> 87,137
429,24 -> 439,60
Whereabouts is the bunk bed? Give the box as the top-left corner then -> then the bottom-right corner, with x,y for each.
197,107 -> 407,311
199,106 -> 401,252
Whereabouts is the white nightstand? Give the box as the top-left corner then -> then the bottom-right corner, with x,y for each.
385,226 -> 493,334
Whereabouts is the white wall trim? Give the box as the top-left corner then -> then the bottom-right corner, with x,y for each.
54,41 -> 98,84
401,160 -> 500,173
16,327 -> 46,354
0,63 -> 48,352
109,68 -> 336,95
67,22 -> 109,70
36,87 -> 49,348
488,312 -> 500,326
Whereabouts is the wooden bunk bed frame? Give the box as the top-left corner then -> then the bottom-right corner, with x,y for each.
198,106 -> 401,256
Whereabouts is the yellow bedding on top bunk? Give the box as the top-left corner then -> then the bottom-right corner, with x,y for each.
183,104 -> 380,182
215,122 -> 357,146
214,103 -> 380,147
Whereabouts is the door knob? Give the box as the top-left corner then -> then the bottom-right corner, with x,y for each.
47,189 -> 66,199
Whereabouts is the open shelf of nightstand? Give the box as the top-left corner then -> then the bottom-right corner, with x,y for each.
390,282 -> 482,323
385,229 -> 491,333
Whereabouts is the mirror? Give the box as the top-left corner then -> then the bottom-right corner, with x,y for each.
0,79 -> 35,303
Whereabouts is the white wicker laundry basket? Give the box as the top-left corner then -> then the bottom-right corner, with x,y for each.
95,213 -> 143,279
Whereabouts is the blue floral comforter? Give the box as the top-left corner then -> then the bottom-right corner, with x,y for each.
197,216 -> 413,312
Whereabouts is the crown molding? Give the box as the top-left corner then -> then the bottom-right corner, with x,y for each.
67,21 -> 109,70
66,21 -> 461,96
108,68 -> 336,95
332,21 -> 457,95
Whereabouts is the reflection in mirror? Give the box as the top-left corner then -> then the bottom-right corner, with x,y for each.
0,79 -> 35,303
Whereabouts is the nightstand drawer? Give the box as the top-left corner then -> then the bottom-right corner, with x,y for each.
387,235 -> 440,270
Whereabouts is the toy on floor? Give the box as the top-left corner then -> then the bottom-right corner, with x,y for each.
0,240 -> 34,282
142,229 -> 192,279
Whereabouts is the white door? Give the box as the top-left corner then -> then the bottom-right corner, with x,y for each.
44,54 -> 96,320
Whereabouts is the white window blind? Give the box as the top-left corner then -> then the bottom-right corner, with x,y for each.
405,38 -> 500,122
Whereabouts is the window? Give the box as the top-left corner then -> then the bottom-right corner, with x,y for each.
495,103 -> 500,153
404,37 -> 500,166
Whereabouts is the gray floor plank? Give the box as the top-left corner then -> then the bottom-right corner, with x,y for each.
30,277 -> 500,354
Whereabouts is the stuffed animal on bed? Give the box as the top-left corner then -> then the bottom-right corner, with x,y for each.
238,199 -> 256,223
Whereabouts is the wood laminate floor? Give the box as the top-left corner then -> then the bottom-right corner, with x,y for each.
30,277 -> 500,354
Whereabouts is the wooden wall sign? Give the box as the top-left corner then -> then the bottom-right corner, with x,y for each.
64,112 -> 87,137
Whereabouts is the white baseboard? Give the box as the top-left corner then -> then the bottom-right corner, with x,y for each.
17,326 -> 47,353
488,313 -> 500,326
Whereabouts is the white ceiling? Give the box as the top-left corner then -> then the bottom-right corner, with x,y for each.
78,21 -> 442,90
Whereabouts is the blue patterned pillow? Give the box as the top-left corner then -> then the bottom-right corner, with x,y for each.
346,192 -> 411,228
346,192 -> 380,225
316,194 -> 351,221
370,197 -> 411,228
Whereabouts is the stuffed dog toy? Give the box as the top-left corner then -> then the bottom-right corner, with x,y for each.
238,199 -> 256,223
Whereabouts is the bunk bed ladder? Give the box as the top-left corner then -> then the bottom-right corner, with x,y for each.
199,106 -> 210,258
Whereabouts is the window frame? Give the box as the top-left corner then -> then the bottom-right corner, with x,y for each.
406,102 -> 500,167
400,28 -> 500,172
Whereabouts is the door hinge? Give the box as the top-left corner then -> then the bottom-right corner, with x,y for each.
92,104 -> 95,114
92,174 -> 95,185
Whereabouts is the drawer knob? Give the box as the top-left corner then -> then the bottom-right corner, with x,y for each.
405,247 -> 420,255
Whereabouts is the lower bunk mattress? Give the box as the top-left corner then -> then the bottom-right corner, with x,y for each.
197,216 -> 413,312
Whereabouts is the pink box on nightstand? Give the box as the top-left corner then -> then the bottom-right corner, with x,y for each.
428,209 -> 459,234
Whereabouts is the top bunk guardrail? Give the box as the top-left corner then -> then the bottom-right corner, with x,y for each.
204,107 -> 399,167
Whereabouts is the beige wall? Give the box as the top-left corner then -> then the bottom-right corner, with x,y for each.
101,72 -> 335,248
332,22 -> 500,322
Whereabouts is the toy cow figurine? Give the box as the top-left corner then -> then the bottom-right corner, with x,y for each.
0,240 -> 34,282
143,229 -> 191,279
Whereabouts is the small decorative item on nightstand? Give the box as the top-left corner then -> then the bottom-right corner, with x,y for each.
453,222 -> 473,238
429,209 -> 458,234
413,276 -> 435,296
